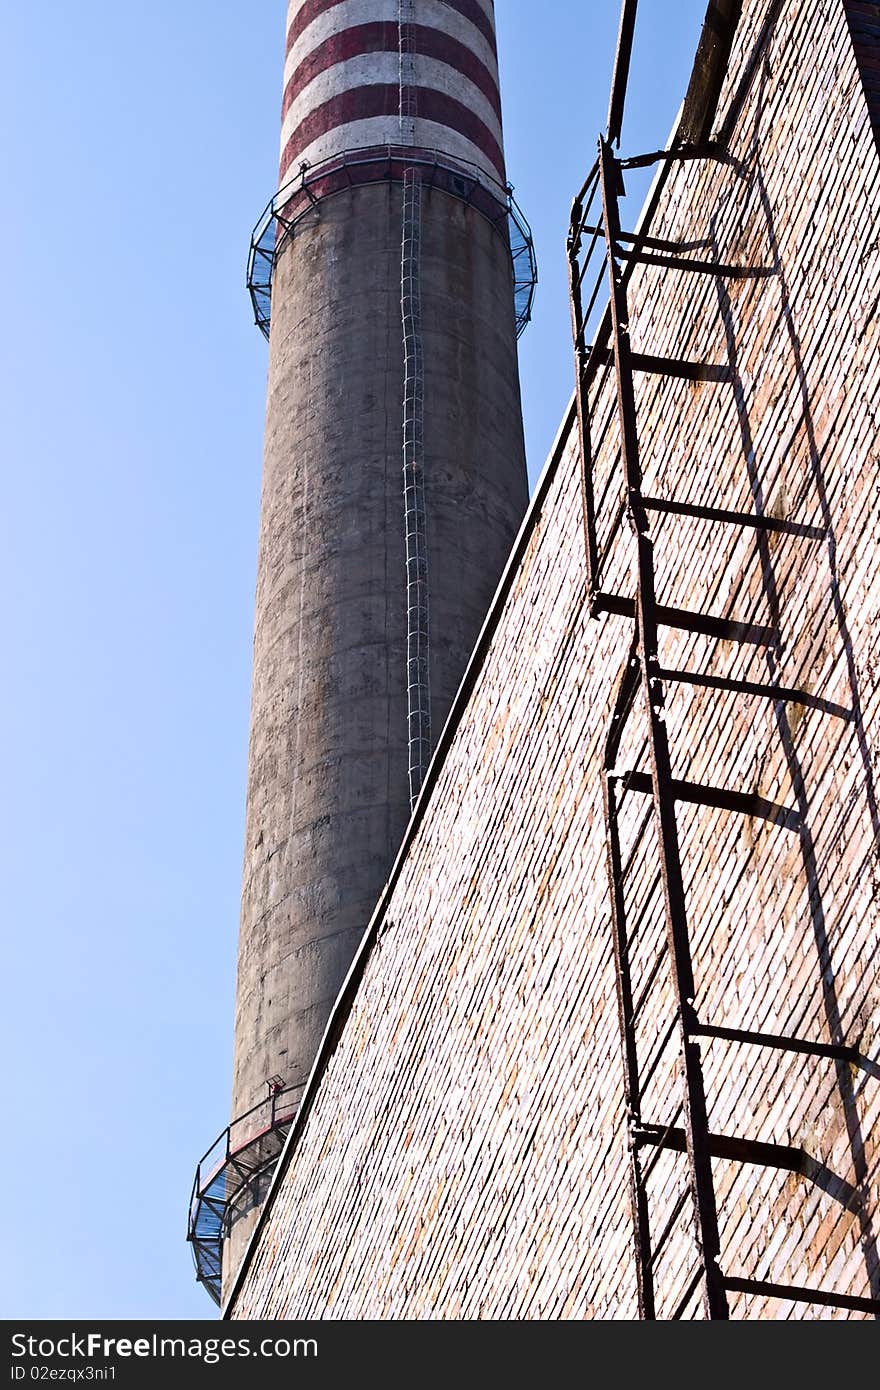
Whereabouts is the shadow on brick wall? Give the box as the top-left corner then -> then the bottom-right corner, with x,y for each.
709,54 -> 880,1305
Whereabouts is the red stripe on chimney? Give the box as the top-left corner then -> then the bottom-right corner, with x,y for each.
286,0 -> 498,59
282,23 -> 502,125
279,82 -> 506,181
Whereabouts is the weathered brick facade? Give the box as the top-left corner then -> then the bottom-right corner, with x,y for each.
229,0 -> 880,1318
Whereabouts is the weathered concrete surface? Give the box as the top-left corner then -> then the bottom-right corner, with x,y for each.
224,181 -> 527,1290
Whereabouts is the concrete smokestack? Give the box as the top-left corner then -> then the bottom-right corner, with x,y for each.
221,0 -> 530,1294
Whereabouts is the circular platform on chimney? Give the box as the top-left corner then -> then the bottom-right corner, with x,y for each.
246,145 -> 537,343
187,1083 -> 304,1306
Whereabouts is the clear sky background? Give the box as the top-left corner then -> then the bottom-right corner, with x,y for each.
1,1 -> 708,1320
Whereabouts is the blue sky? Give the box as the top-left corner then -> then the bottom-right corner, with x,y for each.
0,1 -> 707,1319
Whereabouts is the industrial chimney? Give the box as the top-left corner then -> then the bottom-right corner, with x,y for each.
187,0 -> 534,1304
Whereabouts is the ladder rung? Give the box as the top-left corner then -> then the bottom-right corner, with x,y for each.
609,769 -> 800,829
577,223 -> 697,253
723,1275 -> 880,1315
614,246 -> 772,280
657,667 -> 850,719
590,345 -> 731,382
635,1129 -> 860,1212
593,592 -> 779,646
634,1125 -> 803,1171
694,1024 -> 860,1065
641,495 -> 825,539
620,143 -> 720,170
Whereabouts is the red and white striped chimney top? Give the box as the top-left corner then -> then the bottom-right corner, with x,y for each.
280,0 -> 507,190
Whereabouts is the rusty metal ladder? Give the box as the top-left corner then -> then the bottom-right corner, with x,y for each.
568,133 -> 879,1320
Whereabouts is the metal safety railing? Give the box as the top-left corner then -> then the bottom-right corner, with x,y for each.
187,1083 -> 303,1305
246,145 -> 537,343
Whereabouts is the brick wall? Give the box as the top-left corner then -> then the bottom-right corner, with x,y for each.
229,0 -> 880,1319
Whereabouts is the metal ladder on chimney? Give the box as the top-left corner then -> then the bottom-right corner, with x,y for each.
568,135 -> 880,1320
399,0 -> 432,806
